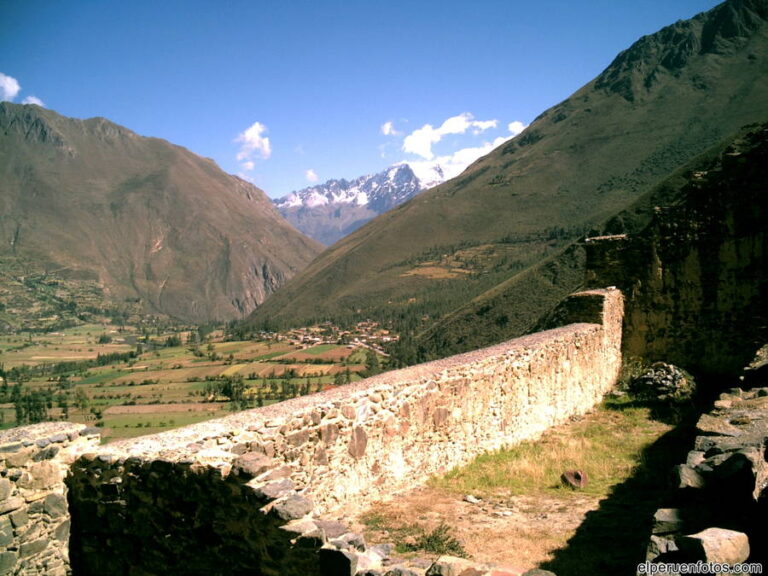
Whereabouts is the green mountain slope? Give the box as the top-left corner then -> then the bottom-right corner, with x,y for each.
0,103 -> 322,325
248,0 -> 768,351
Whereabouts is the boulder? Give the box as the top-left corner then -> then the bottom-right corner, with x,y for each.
271,495 -> 313,521
676,527 -> 749,564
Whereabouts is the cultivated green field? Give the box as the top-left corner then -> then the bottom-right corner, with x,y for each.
0,323 -> 372,441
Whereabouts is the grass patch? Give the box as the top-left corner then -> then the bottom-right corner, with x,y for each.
404,523 -> 467,557
361,513 -> 467,558
303,344 -> 339,355
430,397 -> 674,499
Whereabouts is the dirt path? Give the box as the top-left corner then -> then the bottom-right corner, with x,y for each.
350,486 -> 601,571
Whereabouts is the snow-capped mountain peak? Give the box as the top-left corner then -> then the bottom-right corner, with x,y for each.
274,163 -> 447,245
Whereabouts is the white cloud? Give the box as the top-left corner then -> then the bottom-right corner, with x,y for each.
381,121 -> 399,136
0,72 -> 21,101
305,169 -> 319,183
402,112 -> 499,160
508,121 -> 526,136
472,119 -> 498,134
406,119 -> 528,182
22,95 -> 45,107
235,121 -> 271,171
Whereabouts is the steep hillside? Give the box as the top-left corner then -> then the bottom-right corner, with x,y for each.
275,163 -> 442,245
0,103 -> 322,325
584,121 -> 768,376
248,0 -> 768,347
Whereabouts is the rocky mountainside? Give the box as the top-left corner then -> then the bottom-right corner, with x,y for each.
248,0 -> 768,353
584,121 -> 768,377
274,163 -> 444,245
0,102 -> 322,325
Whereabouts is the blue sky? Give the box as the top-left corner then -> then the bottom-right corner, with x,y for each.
1,0 -> 721,198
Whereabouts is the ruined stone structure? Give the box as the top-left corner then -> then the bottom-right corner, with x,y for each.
643,387 -> 768,569
0,424 -> 100,576
2,288 -> 623,575
585,124 -> 768,377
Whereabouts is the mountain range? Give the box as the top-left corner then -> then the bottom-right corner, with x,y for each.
247,0 -> 768,359
274,163 -> 445,245
0,102 -> 322,325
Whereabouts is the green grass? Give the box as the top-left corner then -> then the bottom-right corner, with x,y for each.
0,322 -> 379,440
303,344 -> 339,355
361,513 -> 467,558
430,398 -> 673,499
246,16 -> 768,358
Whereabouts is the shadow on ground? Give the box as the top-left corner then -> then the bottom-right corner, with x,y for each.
539,402 -> 699,576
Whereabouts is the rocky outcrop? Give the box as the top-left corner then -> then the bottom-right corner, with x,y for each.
586,123 -> 768,377
642,387 -> 768,569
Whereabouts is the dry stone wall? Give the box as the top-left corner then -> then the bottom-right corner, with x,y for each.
0,423 -> 100,576
643,387 -> 768,570
62,288 -> 622,575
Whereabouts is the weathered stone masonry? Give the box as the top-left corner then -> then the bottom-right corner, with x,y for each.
0,423 -> 100,576
2,288 -> 623,575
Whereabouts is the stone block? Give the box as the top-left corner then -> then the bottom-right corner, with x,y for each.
0,551 -> 18,575
286,429 -> 310,447
696,414 -> 742,437
17,462 -> 60,490
281,517 -> 315,534
685,450 -> 705,468
19,537 -> 49,558
250,478 -> 295,500
271,495 -> 313,521
331,532 -> 366,552
320,423 -> 339,444
0,497 -> 24,515
677,527 -> 749,564
32,446 -> 60,461
426,556 -> 477,576
44,493 -> 67,519
9,508 -> 28,529
433,407 -> 450,428
5,448 -> 32,468
232,452 -> 273,478
0,479 -> 11,501
54,519 -> 70,542
314,519 -> 350,539
652,508 -> 684,535
646,535 -> 678,561
348,427 -> 368,459
0,516 -> 13,547
314,445 -> 328,465
673,464 -> 705,489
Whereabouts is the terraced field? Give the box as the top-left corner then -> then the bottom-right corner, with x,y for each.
0,324 -> 371,441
